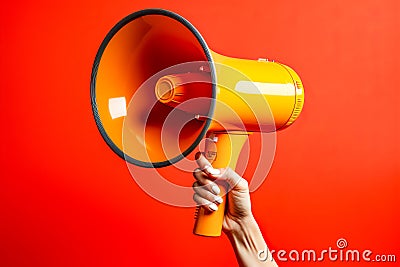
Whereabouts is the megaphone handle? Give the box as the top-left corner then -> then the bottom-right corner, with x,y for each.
193,133 -> 248,237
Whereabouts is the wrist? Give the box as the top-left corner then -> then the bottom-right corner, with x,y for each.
225,215 -> 278,267
224,214 -> 258,236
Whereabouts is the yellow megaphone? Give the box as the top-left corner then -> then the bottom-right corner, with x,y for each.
90,9 -> 304,237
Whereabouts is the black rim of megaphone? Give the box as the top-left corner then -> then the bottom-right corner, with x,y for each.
90,8 -> 216,168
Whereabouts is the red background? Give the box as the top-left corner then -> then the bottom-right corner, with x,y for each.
1,0 -> 399,266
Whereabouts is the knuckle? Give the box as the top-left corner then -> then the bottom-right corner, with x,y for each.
241,178 -> 249,187
193,193 -> 203,205
192,168 -> 202,179
193,168 -> 199,174
224,167 -> 235,181
221,167 -> 231,178
225,167 -> 233,175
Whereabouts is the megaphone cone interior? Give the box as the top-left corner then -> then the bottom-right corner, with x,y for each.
91,9 -> 215,167
91,9 -> 304,237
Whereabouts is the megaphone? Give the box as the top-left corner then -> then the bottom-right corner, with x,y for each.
90,9 -> 304,237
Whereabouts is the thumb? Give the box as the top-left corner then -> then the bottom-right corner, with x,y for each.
217,167 -> 249,191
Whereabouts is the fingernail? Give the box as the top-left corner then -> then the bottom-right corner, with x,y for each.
211,184 -> 220,195
209,203 -> 218,211
207,166 -> 220,176
214,196 -> 223,204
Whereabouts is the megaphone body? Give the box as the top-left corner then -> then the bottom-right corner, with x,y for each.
91,9 -> 304,237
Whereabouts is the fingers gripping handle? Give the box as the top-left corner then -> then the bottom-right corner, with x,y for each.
193,181 -> 228,236
193,133 -> 248,237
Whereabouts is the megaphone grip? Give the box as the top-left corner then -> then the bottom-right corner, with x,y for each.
193,182 -> 228,237
193,133 -> 248,237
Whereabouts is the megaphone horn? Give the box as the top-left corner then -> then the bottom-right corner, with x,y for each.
90,9 -> 304,237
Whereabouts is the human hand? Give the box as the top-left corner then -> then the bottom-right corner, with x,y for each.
192,153 -> 254,234
192,153 -> 278,266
